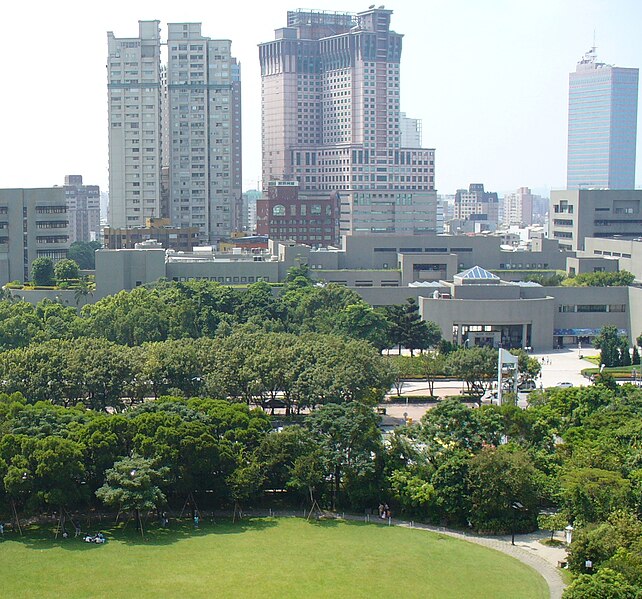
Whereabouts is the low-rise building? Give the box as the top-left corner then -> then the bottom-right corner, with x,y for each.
550,189 -> 642,251
0,188 -> 70,283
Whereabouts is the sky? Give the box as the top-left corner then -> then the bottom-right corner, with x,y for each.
1,0 -> 641,197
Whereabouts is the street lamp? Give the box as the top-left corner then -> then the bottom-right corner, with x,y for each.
511,501 -> 524,546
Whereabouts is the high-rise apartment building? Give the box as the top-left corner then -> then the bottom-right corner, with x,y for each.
107,21 -> 163,229
167,24 -> 242,243
453,184 -> 499,224
108,22 -> 242,244
259,7 -> 436,241
567,48 -> 639,190
64,175 -> 101,243
502,187 -> 534,227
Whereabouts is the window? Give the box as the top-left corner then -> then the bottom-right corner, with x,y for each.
272,204 -> 285,216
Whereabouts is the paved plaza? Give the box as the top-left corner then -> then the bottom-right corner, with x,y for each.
383,347 -> 597,421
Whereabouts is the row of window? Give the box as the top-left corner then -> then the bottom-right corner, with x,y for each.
559,304 -> 626,313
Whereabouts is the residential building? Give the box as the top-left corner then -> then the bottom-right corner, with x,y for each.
567,48 -> 639,189
64,175 -> 100,243
107,21 -> 163,228
549,189 -> 642,251
243,189 -> 262,232
452,184 -> 500,228
166,24 -> 242,243
502,187 -> 534,227
255,181 -> 340,245
0,188 -> 69,283
259,7 -> 437,240
400,112 -> 422,147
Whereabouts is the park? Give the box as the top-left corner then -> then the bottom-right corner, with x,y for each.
0,517 -> 548,598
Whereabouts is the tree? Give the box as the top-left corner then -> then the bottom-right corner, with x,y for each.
538,511 -> 569,541
96,455 -> 168,536
594,326 -> 629,368
31,257 -> 54,286
563,568 -> 641,599
67,241 -> 101,270
54,259 -> 80,282
561,467 -> 631,523
562,271 -> 635,288
419,353 -> 447,397
308,402 -> 383,509
632,345 -> 640,366
467,446 -> 540,533
386,299 -> 441,356
227,455 -> 265,521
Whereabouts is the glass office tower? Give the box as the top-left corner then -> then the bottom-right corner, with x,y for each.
567,48 -> 638,190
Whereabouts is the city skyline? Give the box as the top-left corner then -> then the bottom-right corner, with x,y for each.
1,0 -> 641,197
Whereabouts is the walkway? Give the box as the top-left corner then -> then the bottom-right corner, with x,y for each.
243,509 -> 567,599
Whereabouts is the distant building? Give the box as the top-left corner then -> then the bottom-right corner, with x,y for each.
550,189 -> 642,251
242,189 -> 262,233
103,218 -> 200,251
64,175 -> 100,243
0,188 -> 69,283
166,23 -> 242,243
259,7 -> 436,238
453,184 -> 499,226
107,21 -> 163,229
256,181 -> 340,246
502,187 -> 534,227
400,112 -> 422,147
567,48 -> 639,189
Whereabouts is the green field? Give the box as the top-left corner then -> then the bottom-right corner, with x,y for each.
0,517 -> 548,598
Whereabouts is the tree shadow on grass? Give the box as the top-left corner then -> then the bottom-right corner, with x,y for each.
5,517 -> 278,550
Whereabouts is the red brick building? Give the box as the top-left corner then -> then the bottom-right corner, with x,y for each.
256,181 -> 339,246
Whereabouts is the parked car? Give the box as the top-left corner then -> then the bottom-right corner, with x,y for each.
556,382 -> 574,388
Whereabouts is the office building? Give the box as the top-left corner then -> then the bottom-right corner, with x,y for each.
64,175 -> 100,244
567,48 -> 639,189
256,181 -> 340,245
550,189 -> 642,251
259,7 -> 436,240
107,21 -> 163,228
167,24 -> 242,243
0,188 -> 69,283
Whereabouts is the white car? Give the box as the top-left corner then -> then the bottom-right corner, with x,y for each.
556,382 -> 574,388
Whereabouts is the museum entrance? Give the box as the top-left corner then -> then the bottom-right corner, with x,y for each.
455,323 -> 531,350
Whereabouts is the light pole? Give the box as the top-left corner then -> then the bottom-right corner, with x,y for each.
511,501 -> 524,546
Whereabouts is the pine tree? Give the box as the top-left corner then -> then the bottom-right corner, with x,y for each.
632,345 -> 640,366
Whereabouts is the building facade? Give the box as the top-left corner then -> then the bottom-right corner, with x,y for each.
107,21 -> 163,229
453,184 -> 499,226
502,187 -> 534,227
255,181 -> 340,245
259,7 -> 436,240
103,218 -> 200,251
64,175 -> 100,244
0,188 -> 70,283
567,48 -> 639,190
550,189 -> 642,251
167,24 -> 242,243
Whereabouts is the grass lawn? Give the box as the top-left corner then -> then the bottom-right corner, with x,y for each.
0,517 -> 548,598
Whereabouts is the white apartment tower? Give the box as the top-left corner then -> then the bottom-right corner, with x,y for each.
107,21 -> 163,228
167,24 -> 242,243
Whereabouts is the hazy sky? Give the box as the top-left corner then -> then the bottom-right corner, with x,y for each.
1,0 -> 641,196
